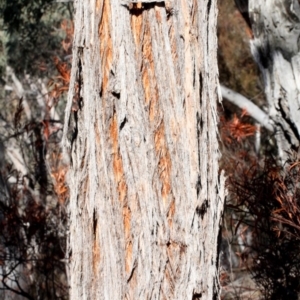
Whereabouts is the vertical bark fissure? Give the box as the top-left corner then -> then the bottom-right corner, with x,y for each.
65,0 -> 225,299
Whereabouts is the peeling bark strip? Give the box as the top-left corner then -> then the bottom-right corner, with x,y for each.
245,0 -> 300,159
64,0 -> 225,299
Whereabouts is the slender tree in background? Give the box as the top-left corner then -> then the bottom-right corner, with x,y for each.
218,2 -> 300,298
63,0 -> 225,299
236,0 -> 300,158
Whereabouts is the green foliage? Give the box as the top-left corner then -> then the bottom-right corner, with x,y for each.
0,0 -> 73,76
1,0 -> 50,33
0,25 -> 8,82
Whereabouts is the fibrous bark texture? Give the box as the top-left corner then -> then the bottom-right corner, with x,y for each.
248,0 -> 300,158
63,0 -> 225,299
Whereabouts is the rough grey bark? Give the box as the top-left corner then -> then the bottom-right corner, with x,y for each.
63,0 -> 225,299
247,0 -> 300,158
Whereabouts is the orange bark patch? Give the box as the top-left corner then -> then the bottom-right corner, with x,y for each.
110,112 -> 127,202
99,0 -> 113,93
167,199 -> 175,227
123,206 -> 131,242
141,20 -> 160,121
155,7 -> 162,23
110,111 -> 132,274
130,5 -> 143,49
138,12 -> 173,207
96,0 -> 101,12
123,205 -> 132,273
154,122 -> 172,204
125,240 -> 132,273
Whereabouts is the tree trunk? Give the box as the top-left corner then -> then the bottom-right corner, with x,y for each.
63,0 -> 225,299
248,0 -> 300,159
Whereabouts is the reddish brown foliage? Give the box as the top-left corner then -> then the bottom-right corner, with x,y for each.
220,109 -> 300,299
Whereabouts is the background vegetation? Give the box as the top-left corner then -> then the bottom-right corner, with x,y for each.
218,1 -> 300,299
0,1 -> 72,298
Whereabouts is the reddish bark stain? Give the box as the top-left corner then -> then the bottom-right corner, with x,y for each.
99,0 -> 113,94
167,199 -> 176,227
155,7 -> 162,23
141,19 -> 159,116
110,111 -> 132,273
96,0 -> 101,12
137,15 -> 173,207
154,122 -> 172,205
130,4 -> 143,50
110,112 -> 127,202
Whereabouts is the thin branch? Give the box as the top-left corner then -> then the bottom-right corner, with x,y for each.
220,84 -> 274,132
1,278 -> 34,300
1,262 -> 34,300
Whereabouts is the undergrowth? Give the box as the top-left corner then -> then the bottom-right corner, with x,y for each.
220,109 -> 300,299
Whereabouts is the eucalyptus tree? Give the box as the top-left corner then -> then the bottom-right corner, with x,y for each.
63,0 -> 225,299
